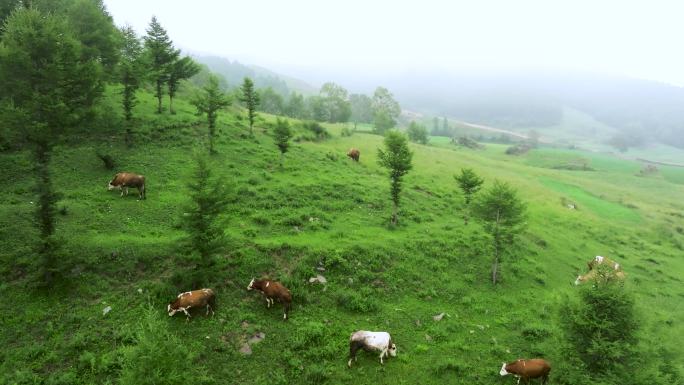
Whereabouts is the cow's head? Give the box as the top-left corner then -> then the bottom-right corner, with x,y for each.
500,362 -> 509,375
574,275 -> 585,285
107,182 -> 116,191
388,343 -> 397,357
167,303 -> 178,316
247,278 -> 255,290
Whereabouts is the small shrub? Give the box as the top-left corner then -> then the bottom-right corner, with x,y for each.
96,151 -> 116,170
505,143 -> 533,155
341,126 -> 353,137
336,289 -> 379,313
325,152 -> 338,161
118,306 -> 212,385
302,121 -> 329,141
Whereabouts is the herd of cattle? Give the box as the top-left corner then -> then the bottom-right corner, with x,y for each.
107,150 -> 628,383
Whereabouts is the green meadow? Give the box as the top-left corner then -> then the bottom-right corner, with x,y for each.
1,88 -> 683,385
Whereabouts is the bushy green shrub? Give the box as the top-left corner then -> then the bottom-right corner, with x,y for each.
335,288 -> 379,313
118,306 -> 213,385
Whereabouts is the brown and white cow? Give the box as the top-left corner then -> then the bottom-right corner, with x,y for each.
347,148 -> 360,162
348,331 -> 397,367
587,255 -> 621,271
108,172 -> 146,200
167,288 -> 216,320
500,358 -> 551,385
247,278 -> 292,320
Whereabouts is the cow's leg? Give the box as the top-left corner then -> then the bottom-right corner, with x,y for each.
379,348 -> 387,364
119,187 -> 124,197
183,306 -> 191,321
206,304 -> 210,315
348,341 -> 363,368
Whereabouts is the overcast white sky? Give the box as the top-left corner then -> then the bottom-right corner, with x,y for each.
104,0 -> 684,86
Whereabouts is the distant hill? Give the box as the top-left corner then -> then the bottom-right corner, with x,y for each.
195,55 -> 317,96
333,70 -> 684,149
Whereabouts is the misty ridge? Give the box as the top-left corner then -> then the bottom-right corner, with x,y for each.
196,54 -> 684,150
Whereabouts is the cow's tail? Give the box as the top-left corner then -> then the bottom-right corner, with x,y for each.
208,292 -> 217,314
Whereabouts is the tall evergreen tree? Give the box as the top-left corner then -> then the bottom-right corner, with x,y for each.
191,75 -> 231,154
0,8 -> 103,285
67,0 -> 121,73
240,77 -> 259,136
143,16 -> 179,113
183,155 -> 229,285
119,25 -> 143,143
167,55 -> 199,114
377,130 -> 413,225
471,180 -> 526,285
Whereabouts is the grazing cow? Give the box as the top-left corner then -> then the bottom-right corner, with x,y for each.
347,148 -> 360,162
575,268 -> 626,285
167,288 -> 216,320
587,255 -> 621,271
500,358 -> 551,385
108,172 -> 146,200
348,331 -> 397,367
247,278 -> 292,320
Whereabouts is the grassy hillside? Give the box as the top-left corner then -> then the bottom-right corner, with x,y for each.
1,87 -> 683,385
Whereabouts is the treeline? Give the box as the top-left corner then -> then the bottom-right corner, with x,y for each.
255,83 -> 403,135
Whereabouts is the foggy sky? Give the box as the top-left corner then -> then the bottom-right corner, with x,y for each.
103,0 -> 684,87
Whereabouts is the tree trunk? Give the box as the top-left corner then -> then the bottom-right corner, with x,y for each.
391,201 -> 398,225
169,95 -> 174,114
156,80 -> 163,114
280,152 -> 284,169
125,121 -> 133,147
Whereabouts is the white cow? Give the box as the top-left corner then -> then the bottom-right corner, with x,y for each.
348,331 -> 397,367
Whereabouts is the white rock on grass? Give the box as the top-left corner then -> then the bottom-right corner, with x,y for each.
309,274 -> 327,284
239,343 -> 252,355
248,332 -> 266,345
102,306 -> 112,316
433,312 -> 445,321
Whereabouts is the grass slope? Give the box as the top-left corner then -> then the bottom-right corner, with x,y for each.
1,88 -> 683,385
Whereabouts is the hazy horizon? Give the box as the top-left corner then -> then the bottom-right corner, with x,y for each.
104,0 -> 684,88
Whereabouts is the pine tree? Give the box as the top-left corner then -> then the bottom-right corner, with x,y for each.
471,180 -> 526,285
240,77 -> 259,135
167,55 -> 199,114
0,8 -> 103,285
191,75 -> 231,154
183,155 -> 229,285
119,25 -> 143,143
377,130 -> 413,225
273,118 -> 292,169
562,271 -> 639,379
454,168 -> 484,224
143,16 -> 179,114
